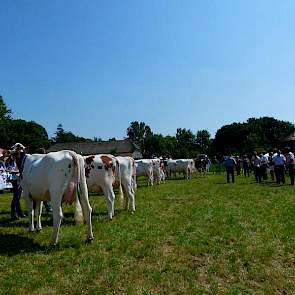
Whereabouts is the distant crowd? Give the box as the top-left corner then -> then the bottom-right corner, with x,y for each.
223,148 -> 295,185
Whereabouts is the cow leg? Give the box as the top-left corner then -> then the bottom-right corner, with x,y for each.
102,185 -> 115,220
35,200 -> 43,231
74,197 -> 85,224
77,181 -> 93,241
50,195 -> 63,245
127,184 -> 135,213
150,174 -> 154,186
23,191 -> 35,232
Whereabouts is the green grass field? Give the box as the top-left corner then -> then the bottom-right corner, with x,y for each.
1,173 -> 295,294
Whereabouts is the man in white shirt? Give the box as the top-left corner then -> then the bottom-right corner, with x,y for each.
251,151 -> 261,183
285,147 -> 295,185
272,150 -> 286,184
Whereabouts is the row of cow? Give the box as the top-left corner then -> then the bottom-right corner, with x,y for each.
10,144 -> 196,245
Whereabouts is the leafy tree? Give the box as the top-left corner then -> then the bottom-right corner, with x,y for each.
0,96 -> 12,120
175,128 -> 196,158
127,121 -> 152,142
0,97 -> 49,151
2,119 -> 49,152
195,130 -> 211,153
127,121 -> 153,155
214,117 -> 294,155
52,124 -> 92,143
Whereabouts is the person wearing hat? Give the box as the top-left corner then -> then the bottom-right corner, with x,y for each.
6,143 -> 25,220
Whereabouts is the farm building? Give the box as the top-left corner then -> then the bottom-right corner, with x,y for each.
46,138 -> 142,158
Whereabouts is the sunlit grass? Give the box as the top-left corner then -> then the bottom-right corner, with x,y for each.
0,173 -> 295,294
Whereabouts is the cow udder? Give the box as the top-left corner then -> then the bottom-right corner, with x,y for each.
63,182 -> 77,204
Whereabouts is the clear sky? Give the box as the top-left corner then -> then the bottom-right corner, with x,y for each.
1,0 -> 295,140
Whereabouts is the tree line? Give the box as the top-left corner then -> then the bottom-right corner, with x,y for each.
1,96 -> 294,156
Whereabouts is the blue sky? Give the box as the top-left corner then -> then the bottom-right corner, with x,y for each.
1,0 -> 295,140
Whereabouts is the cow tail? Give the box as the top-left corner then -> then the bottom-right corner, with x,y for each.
132,158 -> 137,191
69,151 -> 85,224
116,159 -> 124,209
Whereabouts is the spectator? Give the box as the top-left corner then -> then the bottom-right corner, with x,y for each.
285,147 -> 295,185
236,156 -> 241,176
224,155 -> 236,183
260,153 -> 269,181
272,150 -> 286,184
251,151 -> 261,183
5,154 -> 25,220
268,151 -> 275,181
242,155 -> 250,177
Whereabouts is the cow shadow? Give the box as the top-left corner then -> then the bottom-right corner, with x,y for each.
0,233 -> 47,256
0,212 -> 77,228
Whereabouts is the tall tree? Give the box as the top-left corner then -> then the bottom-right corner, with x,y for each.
214,117 -> 294,155
126,121 -> 153,155
195,130 -> 211,153
0,95 -> 12,120
51,124 -> 92,143
175,128 -> 196,158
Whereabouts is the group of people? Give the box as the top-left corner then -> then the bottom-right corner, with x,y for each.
224,148 -> 295,185
0,147 -> 26,219
0,144 -> 52,220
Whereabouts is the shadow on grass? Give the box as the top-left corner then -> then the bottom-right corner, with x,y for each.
0,233 -> 47,256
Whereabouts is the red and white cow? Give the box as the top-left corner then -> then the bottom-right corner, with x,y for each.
17,150 -> 93,245
115,156 -> 136,213
83,154 -> 119,220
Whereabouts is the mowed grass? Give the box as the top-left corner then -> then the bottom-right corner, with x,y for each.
1,173 -> 295,294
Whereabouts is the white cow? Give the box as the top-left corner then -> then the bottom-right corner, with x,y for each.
17,150 -> 93,245
135,159 -> 154,186
166,159 -> 195,179
83,154 -> 118,220
115,156 -> 136,212
151,158 -> 163,185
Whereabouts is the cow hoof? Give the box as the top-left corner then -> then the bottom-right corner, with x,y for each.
36,227 -> 42,232
86,237 -> 94,244
28,228 -> 35,232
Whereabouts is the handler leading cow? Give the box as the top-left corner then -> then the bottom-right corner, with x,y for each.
12,143 -> 93,245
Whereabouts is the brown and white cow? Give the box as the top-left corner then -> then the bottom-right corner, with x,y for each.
83,154 -> 119,220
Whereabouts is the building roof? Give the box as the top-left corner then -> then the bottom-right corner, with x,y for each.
46,139 -> 142,158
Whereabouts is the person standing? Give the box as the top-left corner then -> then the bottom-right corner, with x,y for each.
5,154 -> 25,220
268,151 -> 275,181
242,155 -> 250,177
236,156 -> 241,176
251,151 -> 261,183
260,153 -> 269,181
224,155 -> 236,183
285,147 -> 295,185
272,150 -> 286,184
